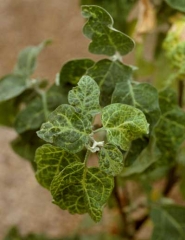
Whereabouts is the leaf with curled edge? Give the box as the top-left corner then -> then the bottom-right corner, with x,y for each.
59,59 -> 95,86
37,104 -> 92,153
81,5 -> 134,56
51,162 -> 114,222
102,103 -> 149,151
68,75 -> 100,116
35,144 -> 81,189
86,59 -> 133,106
112,81 -> 160,130
98,144 -> 124,176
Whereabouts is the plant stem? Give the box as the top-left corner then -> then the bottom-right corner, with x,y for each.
40,90 -> 49,120
84,150 -> 91,165
113,178 -> 132,239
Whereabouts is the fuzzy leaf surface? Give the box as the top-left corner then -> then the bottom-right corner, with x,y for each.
165,0 -> 185,12
151,205 -> 185,240
0,74 -> 27,102
86,59 -> 133,106
98,144 -> 123,176
102,103 -> 149,151
51,162 -> 114,222
14,40 -> 51,77
112,82 -> 160,129
68,75 -> 100,115
37,104 -> 92,153
60,59 -> 94,86
35,144 -> 80,189
81,5 -> 134,56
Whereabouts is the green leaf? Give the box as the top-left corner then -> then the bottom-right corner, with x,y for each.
11,131 -> 43,169
81,5 -> 134,56
51,162 -> 114,222
123,137 -> 149,167
37,104 -> 92,153
155,88 -> 185,155
102,103 -> 149,151
68,75 -> 100,115
80,0 -> 136,33
86,59 -> 133,106
14,85 -> 66,134
14,98 -> 44,134
112,82 -> 161,130
0,99 -> 19,126
14,40 -> 51,77
98,144 -> 123,176
121,138 -> 161,177
151,205 -> 185,240
165,0 -> 185,12
0,74 -> 27,102
60,59 -> 94,86
35,144 -> 80,189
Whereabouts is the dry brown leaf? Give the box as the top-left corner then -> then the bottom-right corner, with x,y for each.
135,0 -> 156,42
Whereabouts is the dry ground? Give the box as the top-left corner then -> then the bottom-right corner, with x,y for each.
0,0 -> 100,238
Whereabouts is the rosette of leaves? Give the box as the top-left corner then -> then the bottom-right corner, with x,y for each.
35,75 -> 149,222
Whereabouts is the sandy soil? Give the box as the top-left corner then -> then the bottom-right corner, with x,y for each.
0,0 -> 99,238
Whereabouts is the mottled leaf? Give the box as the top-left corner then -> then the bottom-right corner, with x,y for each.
81,5 -> 134,56
102,103 -> 149,151
60,59 -> 94,86
35,144 -> 80,189
87,59 -> 133,106
14,40 -> 51,77
112,82 -> 160,129
80,0 -> 136,33
165,0 -> 185,12
37,104 -> 92,153
98,144 -> 123,176
51,162 -> 114,222
68,75 -> 100,115
151,205 -> 185,240
0,74 -> 27,102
